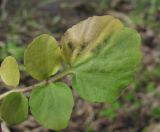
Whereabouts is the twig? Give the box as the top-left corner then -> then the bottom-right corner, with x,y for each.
0,69 -> 71,100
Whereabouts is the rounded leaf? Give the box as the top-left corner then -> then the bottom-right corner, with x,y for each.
24,34 -> 61,80
29,83 -> 74,130
62,16 -> 142,103
72,27 -> 141,103
0,92 -> 28,124
0,56 -> 20,87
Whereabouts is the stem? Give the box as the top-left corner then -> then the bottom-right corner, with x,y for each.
0,69 -> 71,101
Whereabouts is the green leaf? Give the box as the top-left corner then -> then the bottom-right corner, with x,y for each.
29,83 -> 74,130
24,34 -> 61,80
0,56 -> 20,87
0,92 -> 28,124
62,16 -> 141,103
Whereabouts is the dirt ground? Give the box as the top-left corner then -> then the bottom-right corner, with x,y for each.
0,0 -> 160,132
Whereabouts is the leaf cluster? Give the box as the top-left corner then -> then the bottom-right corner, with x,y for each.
0,16 -> 141,130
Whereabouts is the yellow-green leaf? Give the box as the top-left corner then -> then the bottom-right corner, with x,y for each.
0,92 -> 28,125
62,16 -> 142,103
24,34 -> 61,80
0,56 -> 20,87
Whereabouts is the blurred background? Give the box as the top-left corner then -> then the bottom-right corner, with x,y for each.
0,0 -> 160,132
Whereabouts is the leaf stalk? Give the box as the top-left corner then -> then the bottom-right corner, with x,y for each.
0,69 -> 71,100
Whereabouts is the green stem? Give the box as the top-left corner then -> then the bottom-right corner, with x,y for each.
0,69 -> 71,101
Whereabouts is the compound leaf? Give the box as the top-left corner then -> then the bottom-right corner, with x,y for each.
0,56 -> 20,87
62,16 -> 141,103
0,92 -> 28,124
29,83 -> 74,130
24,34 -> 61,80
